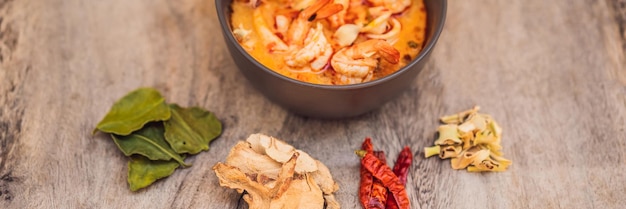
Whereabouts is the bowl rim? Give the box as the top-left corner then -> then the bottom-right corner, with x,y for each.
216,0 -> 447,90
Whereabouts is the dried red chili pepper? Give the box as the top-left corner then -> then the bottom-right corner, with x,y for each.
367,151 -> 388,209
393,146 -> 412,184
385,146 -> 413,209
359,165 -> 375,208
359,138 -> 375,208
360,152 -> 410,209
362,137 -> 374,153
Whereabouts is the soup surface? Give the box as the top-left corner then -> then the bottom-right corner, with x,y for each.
231,0 -> 427,85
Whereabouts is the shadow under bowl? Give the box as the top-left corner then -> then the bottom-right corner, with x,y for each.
215,0 -> 447,119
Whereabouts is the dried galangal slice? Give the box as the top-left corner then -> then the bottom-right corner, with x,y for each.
424,106 -> 512,172
213,133 -> 340,209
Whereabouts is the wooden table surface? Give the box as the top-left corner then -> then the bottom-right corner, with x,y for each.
1,0 -> 626,208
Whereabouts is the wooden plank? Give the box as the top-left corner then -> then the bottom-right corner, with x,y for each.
0,0 -> 624,208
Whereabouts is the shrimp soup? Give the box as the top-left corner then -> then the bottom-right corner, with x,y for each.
231,0 -> 427,85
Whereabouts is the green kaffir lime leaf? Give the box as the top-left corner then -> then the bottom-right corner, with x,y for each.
164,104 -> 222,154
127,155 -> 180,191
112,124 -> 189,167
94,88 -> 171,135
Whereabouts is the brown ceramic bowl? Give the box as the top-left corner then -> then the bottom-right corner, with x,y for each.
216,0 -> 446,119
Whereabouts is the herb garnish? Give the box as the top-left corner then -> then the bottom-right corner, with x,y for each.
407,41 -> 419,49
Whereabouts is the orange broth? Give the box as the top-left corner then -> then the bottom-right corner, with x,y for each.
231,0 -> 427,85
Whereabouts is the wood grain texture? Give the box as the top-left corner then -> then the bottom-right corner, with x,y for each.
1,0 -> 625,208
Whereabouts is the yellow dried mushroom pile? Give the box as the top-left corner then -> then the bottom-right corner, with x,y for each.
213,133 -> 340,209
424,106 -> 512,172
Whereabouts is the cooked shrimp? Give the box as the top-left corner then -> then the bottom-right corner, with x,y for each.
285,23 -> 333,72
368,0 -> 411,14
327,0 -> 349,28
286,0 -> 343,46
330,39 -> 400,84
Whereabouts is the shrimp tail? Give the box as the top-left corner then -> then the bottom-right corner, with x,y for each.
315,4 -> 344,20
374,41 -> 400,64
300,0 -> 343,20
287,0 -> 343,45
300,0 -> 333,19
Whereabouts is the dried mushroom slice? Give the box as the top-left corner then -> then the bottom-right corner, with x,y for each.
249,134 -> 296,163
310,160 -> 339,194
225,141 -> 282,180
213,133 -> 340,208
295,150 -> 318,173
247,134 -> 319,174
246,133 -> 266,153
272,174 -> 325,208
270,153 -> 298,198
213,163 -> 272,208
324,194 -> 341,209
